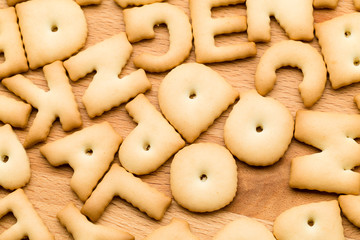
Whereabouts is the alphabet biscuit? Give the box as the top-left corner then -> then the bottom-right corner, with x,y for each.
170,143 -> 237,212
190,0 -> 256,63
40,122 -> 122,202
123,3 -> 192,72
3,61 -> 82,148
119,94 -> 185,175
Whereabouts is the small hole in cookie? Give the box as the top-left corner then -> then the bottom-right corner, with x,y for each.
345,31 -> 351,37
307,218 -> 315,227
1,155 -> 9,163
51,25 -> 58,32
0,52 -> 5,64
354,58 -> 360,66
85,148 -> 93,156
189,92 -> 197,99
143,144 -> 151,151
256,126 -> 263,133
200,174 -> 207,182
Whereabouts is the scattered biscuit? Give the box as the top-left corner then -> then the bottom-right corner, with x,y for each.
290,110 -> 360,195
0,125 -> 30,190
158,63 -> 238,143
81,164 -> 171,221
255,40 -> 326,107
2,61 -> 82,148
114,0 -> 164,8
170,143 -> 237,212
123,3 -> 192,72
0,189 -> 54,239
313,0 -> 338,8
246,0 -> 314,42
224,90 -> 294,166
190,0 -> 256,63
144,218 -> 199,240
16,0 -> 87,69
40,122 -> 122,202
338,195 -> 360,228
273,200 -> 345,240
119,94 -> 185,175
214,216 -> 275,240
64,33 -> 151,118
0,7 -> 28,79
0,95 -> 31,128
315,13 -> 360,89
58,203 -> 134,240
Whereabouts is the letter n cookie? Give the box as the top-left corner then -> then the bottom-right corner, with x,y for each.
246,0 -> 314,42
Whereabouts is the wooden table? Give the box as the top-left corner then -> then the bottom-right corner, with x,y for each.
1,0 -> 360,239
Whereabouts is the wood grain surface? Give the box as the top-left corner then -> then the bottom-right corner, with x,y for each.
1,0 -> 360,239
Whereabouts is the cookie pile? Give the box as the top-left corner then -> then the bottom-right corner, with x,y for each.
0,0 -> 360,239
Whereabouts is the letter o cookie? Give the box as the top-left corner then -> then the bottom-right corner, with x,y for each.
170,143 -> 237,212
224,90 -> 294,166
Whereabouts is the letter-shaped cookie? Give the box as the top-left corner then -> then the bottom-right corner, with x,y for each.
64,33 -> 151,118
338,195 -> 360,228
290,110 -> 360,195
224,90 -> 294,166
144,218 -> 199,240
2,61 -> 82,148
170,143 -> 237,212
16,0 -> 87,69
0,125 -> 30,190
40,122 -> 122,202
158,63 -> 239,143
57,203 -> 134,240
123,3 -> 192,72
81,164 -> 171,221
255,40 -> 326,107
0,189 -> 54,240
316,13 -> 360,89
273,201 -> 345,240
214,217 -> 275,240
119,94 -> 185,175
0,95 -> 31,128
190,0 -> 256,63
0,7 -> 28,79
246,0 -> 314,42
115,0 -> 164,8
